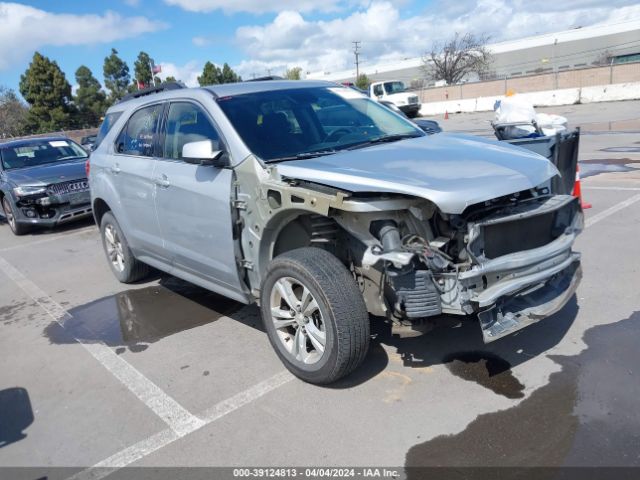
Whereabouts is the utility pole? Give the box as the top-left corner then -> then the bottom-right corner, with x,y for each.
353,41 -> 361,79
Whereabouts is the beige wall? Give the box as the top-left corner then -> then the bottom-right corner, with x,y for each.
419,63 -> 640,103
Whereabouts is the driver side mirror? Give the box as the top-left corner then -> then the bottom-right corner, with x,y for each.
182,140 -> 226,166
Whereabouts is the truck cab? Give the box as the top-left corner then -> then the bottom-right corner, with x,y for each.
369,80 -> 421,117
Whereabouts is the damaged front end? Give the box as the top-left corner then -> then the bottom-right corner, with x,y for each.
458,193 -> 583,341
11,180 -> 92,225
329,187 -> 583,342
234,156 -> 582,343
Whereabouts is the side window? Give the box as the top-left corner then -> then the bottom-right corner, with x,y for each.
163,102 -> 220,160
373,84 -> 383,97
115,104 -> 162,157
95,111 -> 122,149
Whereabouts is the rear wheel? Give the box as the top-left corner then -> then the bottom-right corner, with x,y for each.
261,247 -> 370,384
100,211 -> 149,283
2,197 -> 29,236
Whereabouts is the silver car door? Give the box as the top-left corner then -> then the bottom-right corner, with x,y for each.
153,100 -> 244,297
112,103 -> 166,261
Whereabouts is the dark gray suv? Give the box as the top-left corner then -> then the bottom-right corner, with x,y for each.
0,137 -> 91,235
90,81 -> 582,384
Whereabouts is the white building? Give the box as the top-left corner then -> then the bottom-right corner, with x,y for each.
307,19 -> 640,86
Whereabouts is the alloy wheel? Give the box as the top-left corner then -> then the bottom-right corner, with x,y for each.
269,276 -> 327,365
104,224 -> 125,272
2,198 -> 16,230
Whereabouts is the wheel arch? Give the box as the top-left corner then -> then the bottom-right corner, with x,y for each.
92,197 -> 112,227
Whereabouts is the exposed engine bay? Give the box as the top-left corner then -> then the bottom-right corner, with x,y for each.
234,156 -> 583,343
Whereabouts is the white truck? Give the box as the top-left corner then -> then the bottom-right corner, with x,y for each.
369,80 -> 421,117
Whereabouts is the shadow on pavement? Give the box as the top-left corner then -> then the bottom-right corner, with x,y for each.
0,387 -> 34,448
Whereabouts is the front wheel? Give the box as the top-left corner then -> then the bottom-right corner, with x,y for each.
260,247 -> 370,384
2,197 -> 29,235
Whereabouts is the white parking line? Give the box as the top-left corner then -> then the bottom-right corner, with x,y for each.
0,255 -> 203,435
583,186 -> 640,191
68,371 -> 293,480
585,193 -> 640,228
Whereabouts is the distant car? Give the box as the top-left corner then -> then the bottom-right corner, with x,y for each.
380,100 -> 442,135
80,134 -> 97,151
0,137 -> 92,235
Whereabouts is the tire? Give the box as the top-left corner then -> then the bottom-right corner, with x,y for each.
260,247 -> 370,384
100,211 -> 149,283
2,197 -> 29,236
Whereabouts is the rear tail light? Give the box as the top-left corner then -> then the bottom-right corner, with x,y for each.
85,159 -> 90,177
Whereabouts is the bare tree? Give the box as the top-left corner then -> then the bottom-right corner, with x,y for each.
592,50 -> 613,66
423,33 -> 493,85
0,86 -> 28,138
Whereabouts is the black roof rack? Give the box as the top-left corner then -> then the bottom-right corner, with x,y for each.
245,75 -> 284,82
117,82 -> 186,104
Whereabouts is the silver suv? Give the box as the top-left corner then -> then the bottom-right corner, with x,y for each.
90,81 -> 582,384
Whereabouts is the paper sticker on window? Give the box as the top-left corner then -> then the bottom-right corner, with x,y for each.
49,141 -> 69,147
328,87 -> 366,100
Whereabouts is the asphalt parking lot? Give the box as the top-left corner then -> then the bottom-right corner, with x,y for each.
1,100 -> 639,479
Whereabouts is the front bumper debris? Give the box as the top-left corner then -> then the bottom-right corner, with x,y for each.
477,258 -> 581,342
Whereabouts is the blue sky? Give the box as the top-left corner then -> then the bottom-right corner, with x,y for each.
1,0 -> 639,94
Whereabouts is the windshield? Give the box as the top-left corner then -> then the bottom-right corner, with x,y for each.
216,86 -> 423,162
0,139 -> 88,170
383,82 -> 406,94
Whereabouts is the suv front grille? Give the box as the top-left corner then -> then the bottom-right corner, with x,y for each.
48,179 -> 89,196
408,95 -> 419,104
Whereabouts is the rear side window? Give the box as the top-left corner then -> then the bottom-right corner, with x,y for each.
115,104 -> 163,157
94,111 -> 122,149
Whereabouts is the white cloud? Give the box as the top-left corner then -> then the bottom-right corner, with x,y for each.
0,2 -> 167,71
192,36 -> 210,47
157,60 -> 202,87
164,0 -> 342,14
234,0 -> 640,77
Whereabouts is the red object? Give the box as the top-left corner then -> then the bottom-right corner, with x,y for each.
137,80 -> 145,90
84,159 -> 90,178
572,165 -> 592,209
444,110 -> 449,120
152,64 -> 162,74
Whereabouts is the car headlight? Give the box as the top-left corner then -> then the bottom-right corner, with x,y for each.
13,185 -> 47,196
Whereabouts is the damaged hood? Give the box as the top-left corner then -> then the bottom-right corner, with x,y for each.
277,133 -> 559,214
4,159 -> 87,187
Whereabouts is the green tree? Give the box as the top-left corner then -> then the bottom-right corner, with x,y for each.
19,52 -> 75,132
285,66 -> 302,80
164,76 -> 177,83
220,63 -> 241,83
133,51 -> 160,88
198,61 -> 222,86
74,66 -> 107,128
103,48 -> 130,102
355,73 -> 370,90
0,86 -> 28,138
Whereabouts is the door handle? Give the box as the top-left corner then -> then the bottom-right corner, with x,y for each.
110,163 -> 121,174
154,174 -> 170,188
